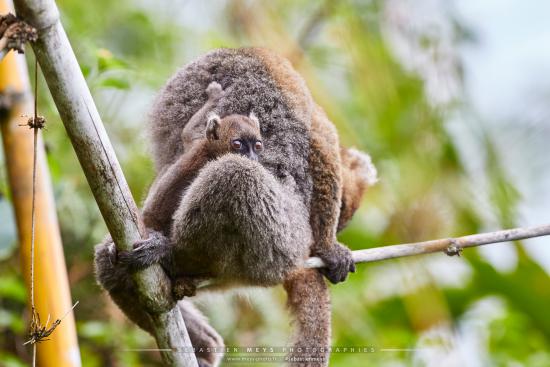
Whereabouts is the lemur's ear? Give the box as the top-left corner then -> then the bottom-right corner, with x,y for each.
249,112 -> 260,130
206,113 -> 221,141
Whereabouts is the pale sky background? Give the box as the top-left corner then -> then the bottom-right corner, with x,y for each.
455,0 -> 550,272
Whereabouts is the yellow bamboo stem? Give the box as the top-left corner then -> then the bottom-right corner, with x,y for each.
0,1 -> 81,365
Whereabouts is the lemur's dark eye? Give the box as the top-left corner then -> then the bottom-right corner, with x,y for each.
254,141 -> 263,151
231,140 -> 242,150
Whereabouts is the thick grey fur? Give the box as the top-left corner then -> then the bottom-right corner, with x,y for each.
149,48 -> 314,200
95,48 -> 348,367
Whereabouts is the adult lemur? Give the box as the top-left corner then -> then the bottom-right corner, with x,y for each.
95,48 -> 377,367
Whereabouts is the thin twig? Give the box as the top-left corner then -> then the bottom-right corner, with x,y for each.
29,57 -> 38,317
304,223 -> 550,268
22,55 -> 78,366
26,57 -> 39,367
191,223 -> 550,290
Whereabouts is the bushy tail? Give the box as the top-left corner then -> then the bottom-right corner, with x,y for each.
338,147 -> 377,231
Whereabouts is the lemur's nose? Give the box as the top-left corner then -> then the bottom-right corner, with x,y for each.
245,151 -> 258,161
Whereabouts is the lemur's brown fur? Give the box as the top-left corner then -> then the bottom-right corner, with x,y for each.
142,82 -> 262,233
179,81 -> 225,153
94,48 -> 376,367
284,269 -> 331,366
339,146 -> 378,231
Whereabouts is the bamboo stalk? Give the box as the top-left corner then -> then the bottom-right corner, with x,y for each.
0,1 -> 80,365
10,0 -> 197,365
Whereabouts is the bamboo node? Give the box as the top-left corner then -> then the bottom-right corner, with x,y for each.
444,239 -> 463,257
19,115 -> 46,129
0,13 -> 37,54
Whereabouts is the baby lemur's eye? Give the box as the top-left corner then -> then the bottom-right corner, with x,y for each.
231,140 -> 242,150
254,141 -> 263,151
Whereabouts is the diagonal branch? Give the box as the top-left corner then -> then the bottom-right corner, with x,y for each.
11,0 -> 197,365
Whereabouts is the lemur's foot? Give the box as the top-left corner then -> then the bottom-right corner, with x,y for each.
118,230 -> 171,270
315,242 -> 355,284
172,277 -> 201,300
93,238 -> 132,291
94,238 -> 118,265
206,81 -> 223,99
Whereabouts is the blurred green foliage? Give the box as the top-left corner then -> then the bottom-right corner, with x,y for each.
1,0 -> 548,366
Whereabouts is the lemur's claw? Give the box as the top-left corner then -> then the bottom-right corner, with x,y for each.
316,243 -> 355,284
117,230 -> 170,270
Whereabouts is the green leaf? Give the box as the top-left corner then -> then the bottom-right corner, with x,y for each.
98,76 -> 130,90
0,309 -> 24,333
97,48 -> 128,72
0,352 -> 27,367
0,275 -> 26,303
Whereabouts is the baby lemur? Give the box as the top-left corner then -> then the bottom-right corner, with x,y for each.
95,48 -> 377,367
184,81 -> 264,163
139,81 -> 264,235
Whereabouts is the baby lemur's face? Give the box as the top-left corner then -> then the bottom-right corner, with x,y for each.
206,113 -> 263,161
